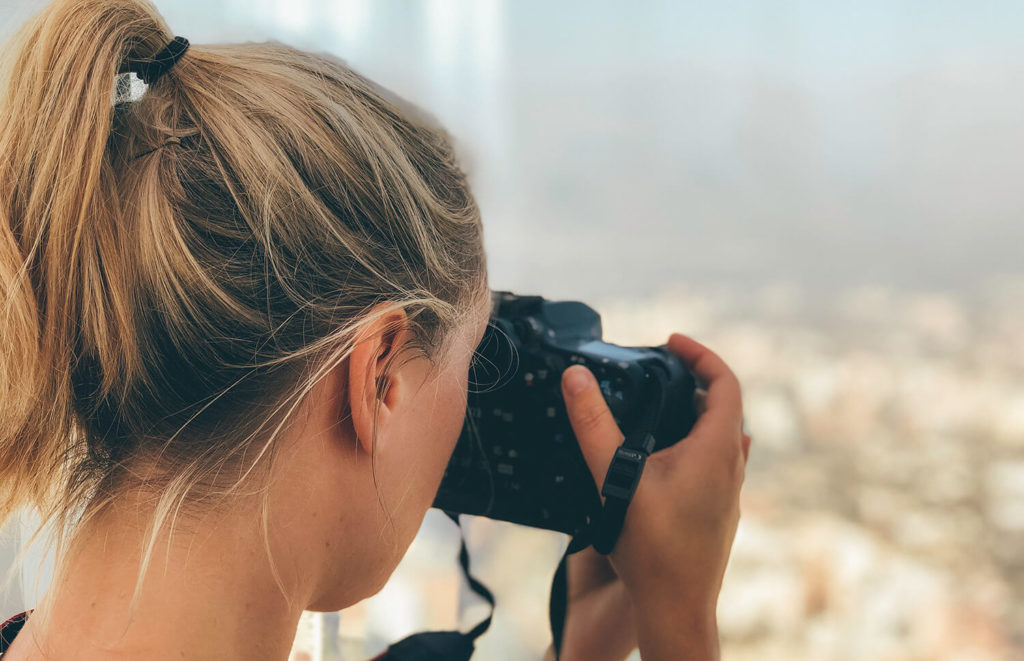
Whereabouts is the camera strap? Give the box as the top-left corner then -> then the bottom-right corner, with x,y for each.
377,511 -> 494,661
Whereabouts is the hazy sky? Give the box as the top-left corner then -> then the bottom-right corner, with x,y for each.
3,0 -> 1022,299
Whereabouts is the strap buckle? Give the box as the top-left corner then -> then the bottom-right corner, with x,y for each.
600,446 -> 648,502
591,431 -> 655,554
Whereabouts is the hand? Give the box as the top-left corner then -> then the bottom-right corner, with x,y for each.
560,333 -> 751,660
542,545 -> 637,661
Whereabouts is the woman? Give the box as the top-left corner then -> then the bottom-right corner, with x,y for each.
0,0 -> 750,659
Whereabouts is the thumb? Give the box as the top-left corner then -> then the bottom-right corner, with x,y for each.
561,364 -> 626,492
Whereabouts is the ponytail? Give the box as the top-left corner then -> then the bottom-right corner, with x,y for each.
0,0 -> 175,526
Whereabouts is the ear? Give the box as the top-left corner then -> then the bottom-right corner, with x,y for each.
347,305 -> 411,456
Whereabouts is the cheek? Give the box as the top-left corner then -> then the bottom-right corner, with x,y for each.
380,376 -> 467,559
427,376 -> 469,502
389,372 -> 468,511
427,372 -> 469,477
445,373 -> 470,451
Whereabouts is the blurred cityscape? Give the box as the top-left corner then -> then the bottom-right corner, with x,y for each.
290,277 -> 1024,661
2,1 -> 1021,659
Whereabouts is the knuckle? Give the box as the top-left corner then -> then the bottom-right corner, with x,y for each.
724,370 -> 742,398
707,441 -> 745,493
575,399 -> 610,432
720,436 -> 742,465
734,453 -> 747,484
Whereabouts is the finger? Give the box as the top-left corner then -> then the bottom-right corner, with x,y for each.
741,433 -> 751,462
561,364 -> 625,493
668,333 -> 743,439
668,333 -> 741,415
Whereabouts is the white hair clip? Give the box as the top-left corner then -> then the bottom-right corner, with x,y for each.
111,71 -> 147,106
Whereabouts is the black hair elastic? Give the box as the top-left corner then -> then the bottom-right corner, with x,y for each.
123,36 -> 190,85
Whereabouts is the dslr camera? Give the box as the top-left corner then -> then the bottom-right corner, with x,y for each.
432,291 -> 700,542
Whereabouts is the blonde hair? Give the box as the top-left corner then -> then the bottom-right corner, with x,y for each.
0,0 -> 488,618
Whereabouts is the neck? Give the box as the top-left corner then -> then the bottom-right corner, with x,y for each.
8,414 -> 396,660
13,498 -> 309,660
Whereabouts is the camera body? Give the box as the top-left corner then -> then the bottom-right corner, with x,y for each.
432,291 -> 700,540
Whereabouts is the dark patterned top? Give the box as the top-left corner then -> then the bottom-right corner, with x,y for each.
0,611 -> 29,656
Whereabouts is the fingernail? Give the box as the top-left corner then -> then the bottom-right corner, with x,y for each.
564,365 -> 594,395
